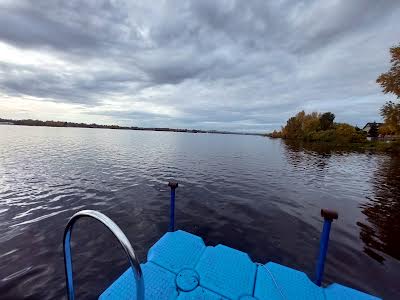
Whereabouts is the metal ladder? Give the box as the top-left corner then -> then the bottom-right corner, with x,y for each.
63,210 -> 144,300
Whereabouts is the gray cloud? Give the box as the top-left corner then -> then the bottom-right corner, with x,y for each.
0,0 -> 399,131
0,5 -> 97,51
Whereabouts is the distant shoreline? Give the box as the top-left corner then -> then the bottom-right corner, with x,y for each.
0,118 -> 264,136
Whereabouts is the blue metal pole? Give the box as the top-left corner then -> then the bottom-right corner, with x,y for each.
315,209 -> 338,286
168,181 -> 178,232
63,210 -> 144,300
64,230 -> 74,300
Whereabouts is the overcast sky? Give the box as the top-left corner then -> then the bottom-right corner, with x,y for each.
0,0 -> 399,132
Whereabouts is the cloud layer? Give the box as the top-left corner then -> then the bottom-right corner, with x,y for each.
0,0 -> 399,131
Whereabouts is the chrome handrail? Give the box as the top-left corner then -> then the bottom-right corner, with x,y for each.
63,210 -> 144,300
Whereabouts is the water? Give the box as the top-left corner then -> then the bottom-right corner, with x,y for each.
0,125 -> 399,299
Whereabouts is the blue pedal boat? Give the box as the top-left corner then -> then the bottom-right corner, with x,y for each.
63,181 -> 381,300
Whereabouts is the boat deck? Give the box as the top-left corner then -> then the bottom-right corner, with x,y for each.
99,230 -> 379,300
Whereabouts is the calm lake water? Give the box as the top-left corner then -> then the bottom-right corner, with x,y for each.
0,125 -> 399,299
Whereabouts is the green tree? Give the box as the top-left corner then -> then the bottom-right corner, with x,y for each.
369,122 -> 379,138
282,116 -> 303,139
335,123 -> 366,143
379,124 -> 395,136
380,101 -> 400,134
303,112 -> 321,132
377,44 -> 400,134
377,45 -> 400,98
319,112 -> 335,130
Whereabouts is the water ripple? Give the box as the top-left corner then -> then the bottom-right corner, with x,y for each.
0,126 -> 399,299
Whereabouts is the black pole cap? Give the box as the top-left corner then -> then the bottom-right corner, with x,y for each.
321,209 -> 338,221
168,181 -> 178,189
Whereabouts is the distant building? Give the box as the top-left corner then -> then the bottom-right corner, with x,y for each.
362,122 -> 383,135
0,121 -> 14,125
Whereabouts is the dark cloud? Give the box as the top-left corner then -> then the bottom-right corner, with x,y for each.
0,5 -> 98,51
0,0 -> 399,131
0,62 -> 147,104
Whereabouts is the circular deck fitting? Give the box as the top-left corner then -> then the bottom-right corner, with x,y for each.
176,269 -> 200,292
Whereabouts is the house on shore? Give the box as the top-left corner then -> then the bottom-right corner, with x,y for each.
0,121 -> 14,125
362,122 -> 383,136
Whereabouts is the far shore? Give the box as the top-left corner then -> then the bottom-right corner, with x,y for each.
0,118 -> 264,136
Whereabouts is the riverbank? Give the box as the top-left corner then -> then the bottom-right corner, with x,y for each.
362,140 -> 400,153
269,137 -> 400,154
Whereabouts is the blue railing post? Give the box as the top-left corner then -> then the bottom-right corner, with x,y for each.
168,181 -> 178,232
63,210 -> 144,300
315,209 -> 338,286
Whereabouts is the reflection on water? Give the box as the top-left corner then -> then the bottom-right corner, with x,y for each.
282,141 -> 333,170
0,127 -> 400,299
357,155 -> 400,263
282,140 -> 400,265
281,139 -> 400,299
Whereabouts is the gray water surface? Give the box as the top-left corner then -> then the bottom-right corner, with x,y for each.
0,126 -> 399,299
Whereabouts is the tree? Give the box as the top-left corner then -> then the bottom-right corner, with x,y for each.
369,122 -> 379,138
379,124 -> 395,137
319,112 -> 335,130
270,130 -> 282,138
282,116 -> 303,139
335,123 -> 366,143
377,45 -> 400,98
380,101 -> 400,134
377,44 -> 400,134
280,111 -> 321,139
303,112 -> 321,133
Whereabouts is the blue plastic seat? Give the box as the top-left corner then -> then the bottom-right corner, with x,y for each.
99,262 -> 177,300
100,230 -> 381,300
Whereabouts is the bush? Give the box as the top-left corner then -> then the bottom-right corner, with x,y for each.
334,123 -> 366,143
309,129 -> 337,142
269,111 -> 367,144
270,130 -> 283,138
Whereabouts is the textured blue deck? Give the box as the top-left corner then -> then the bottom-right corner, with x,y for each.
99,230 -> 380,300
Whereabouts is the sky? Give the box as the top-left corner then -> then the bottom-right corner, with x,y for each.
0,0 -> 399,132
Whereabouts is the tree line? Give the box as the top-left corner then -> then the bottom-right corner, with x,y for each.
0,118 -> 131,129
